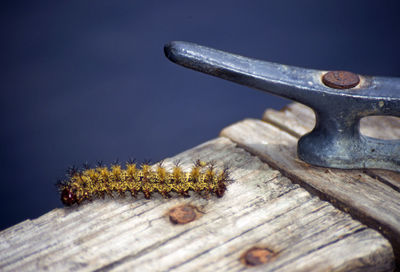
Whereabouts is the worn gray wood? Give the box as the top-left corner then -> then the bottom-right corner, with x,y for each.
0,137 -> 394,271
221,106 -> 400,265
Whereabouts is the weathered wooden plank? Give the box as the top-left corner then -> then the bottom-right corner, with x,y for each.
0,137 -> 394,271
220,117 -> 400,266
262,103 -> 400,191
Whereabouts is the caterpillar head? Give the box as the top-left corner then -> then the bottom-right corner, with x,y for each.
61,187 -> 77,206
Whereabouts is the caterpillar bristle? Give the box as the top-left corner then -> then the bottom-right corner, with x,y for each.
82,162 -> 90,170
173,159 -> 181,167
55,179 -> 66,192
193,159 -> 203,168
58,160 -> 231,206
66,165 -> 78,177
208,160 -> 216,168
127,158 -> 136,164
96,161 -> 104,167
157,159 -> 164,167
142,159 -> 152,165
112,158 -> 120,165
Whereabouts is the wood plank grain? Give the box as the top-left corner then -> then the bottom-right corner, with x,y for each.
0,137 -> 394,271
220,118 -> 400,266
262,103 -> 400,191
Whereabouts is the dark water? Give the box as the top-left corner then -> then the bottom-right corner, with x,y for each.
0,1 -> 399,230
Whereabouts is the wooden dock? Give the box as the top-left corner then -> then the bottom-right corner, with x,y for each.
0,103 -> 399,271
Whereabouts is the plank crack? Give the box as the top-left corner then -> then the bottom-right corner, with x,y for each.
266,227 -> 368,272
93,223 -> 206,272
364,170 -> 400,193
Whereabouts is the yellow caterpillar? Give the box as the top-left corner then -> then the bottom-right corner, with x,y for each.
57,160 -> 229,206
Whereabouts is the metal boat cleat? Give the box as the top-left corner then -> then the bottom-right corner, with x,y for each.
164,41 -> 400,172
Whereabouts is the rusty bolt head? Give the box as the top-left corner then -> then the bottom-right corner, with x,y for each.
322,71 -> 360,89
168,204 -> 197,224
241,247 -> 275,266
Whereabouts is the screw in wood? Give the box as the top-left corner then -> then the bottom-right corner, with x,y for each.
241,247 -> 275,266
322,71 -> 360,89
168,204 -> 197,224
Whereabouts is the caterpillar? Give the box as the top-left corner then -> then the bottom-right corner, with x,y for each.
56,160 -> 230,206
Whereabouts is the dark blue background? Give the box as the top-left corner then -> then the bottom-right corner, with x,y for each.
1,1 -> 399,230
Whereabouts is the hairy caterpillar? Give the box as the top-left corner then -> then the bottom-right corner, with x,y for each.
57,160 -> 230,206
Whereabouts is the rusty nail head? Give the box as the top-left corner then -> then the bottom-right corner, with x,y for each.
241,247 -> 275,266
168,204 -> 197,224
322,71 -> 360,89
